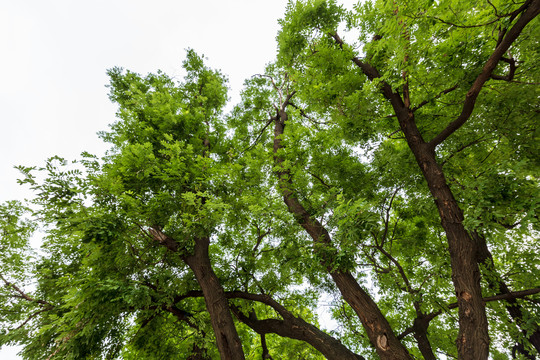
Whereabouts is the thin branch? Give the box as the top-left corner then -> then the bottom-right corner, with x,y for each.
377,245 -> 415,295
14,308 -> 51,330
252,224 -> 271,256
260,333 -> 274,360
423,14 -> 504,28
380,188 -> 400,247
243,118 -> 275,152
441,136 -> 487,166
0,272 -> 53,308
307,171 -> 332,189
496,0 -> 534,46
411,83 -> 459,112
254,74 -> 280,93
287,101 -> 330,126
414,0 -> 532,30
387,129 -> 405,140
507,80 -> 540,85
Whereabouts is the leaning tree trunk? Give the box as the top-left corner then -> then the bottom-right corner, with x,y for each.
329,4 -> 540,356
184,236 -> 246,360
272,104 -> 413,360
149,229 -> 245,360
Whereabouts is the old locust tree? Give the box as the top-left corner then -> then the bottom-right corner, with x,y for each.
1,0 -> 539,359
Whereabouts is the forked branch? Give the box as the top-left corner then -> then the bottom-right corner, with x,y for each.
428,0 -> 540,148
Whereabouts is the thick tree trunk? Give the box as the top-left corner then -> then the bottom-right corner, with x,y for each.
149,229 -> 245,359
330,5 -> 540,356
397,118 -> 490,360
398,11 -> 540,356
272,106 -> 412,360
329,271 -> 413,359
184,237 -> 245,360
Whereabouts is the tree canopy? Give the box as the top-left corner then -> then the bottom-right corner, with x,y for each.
1,1 -> 539,359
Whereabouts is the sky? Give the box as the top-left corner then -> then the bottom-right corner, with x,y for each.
0,0 -> 294,205
0,1 -> 357,358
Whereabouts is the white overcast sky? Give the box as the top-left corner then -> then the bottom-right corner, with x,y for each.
0,0 -> 294,204
0,1 -> 357,358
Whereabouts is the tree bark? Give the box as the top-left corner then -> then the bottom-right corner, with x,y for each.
330,4 -> 540,356
229,293 -> 364,360
334,34 -> 491,360
272,104 -> 412,360
184,236 -> 246,360
411,315 -> 437,360
150,229 -> 245,360
398,115 -> 490,360
235,311 -> 363,360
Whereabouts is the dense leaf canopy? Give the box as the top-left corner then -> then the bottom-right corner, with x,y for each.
1,1 -> 539,359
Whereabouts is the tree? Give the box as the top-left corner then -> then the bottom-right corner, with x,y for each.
1,1 -> 539,359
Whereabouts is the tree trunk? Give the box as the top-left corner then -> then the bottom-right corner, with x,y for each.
412,315 -> 438,360
396,113 -> 489,360
330,271 -> 414,360
272,106 -> 412,360
184,237 -> 245,360
329,4 -> 540,356
149,229 -> 245,359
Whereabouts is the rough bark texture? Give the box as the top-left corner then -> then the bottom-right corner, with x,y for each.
341,43 -> 491,357
405,129 -> 489,359
411,315 -> 437,360
330,3 -> 540,357
229,293 -> 364,360
184,237 -> 246,360
272,104 -> 412,360
150,229 -> 245,360
171,289 -> 367,359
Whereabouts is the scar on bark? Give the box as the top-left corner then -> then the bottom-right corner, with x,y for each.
460,291 -> 472,301
377,334 -> 390,351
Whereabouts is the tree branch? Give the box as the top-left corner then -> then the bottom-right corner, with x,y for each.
428,0 -> 540,148
490,56 -> 517,81
230,303 -> 365,360
398,287 -> 540,339
243,118 -> 275,152
411,83 -> 459,112
148,227 -> 180,252
0,272 -> 53,308
260,332 -> 274,360
441,136 -> 488,166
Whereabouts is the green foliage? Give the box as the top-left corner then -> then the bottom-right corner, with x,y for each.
1,1 -> 539,359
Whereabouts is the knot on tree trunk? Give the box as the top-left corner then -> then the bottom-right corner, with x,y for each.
377,334 -> 390,351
